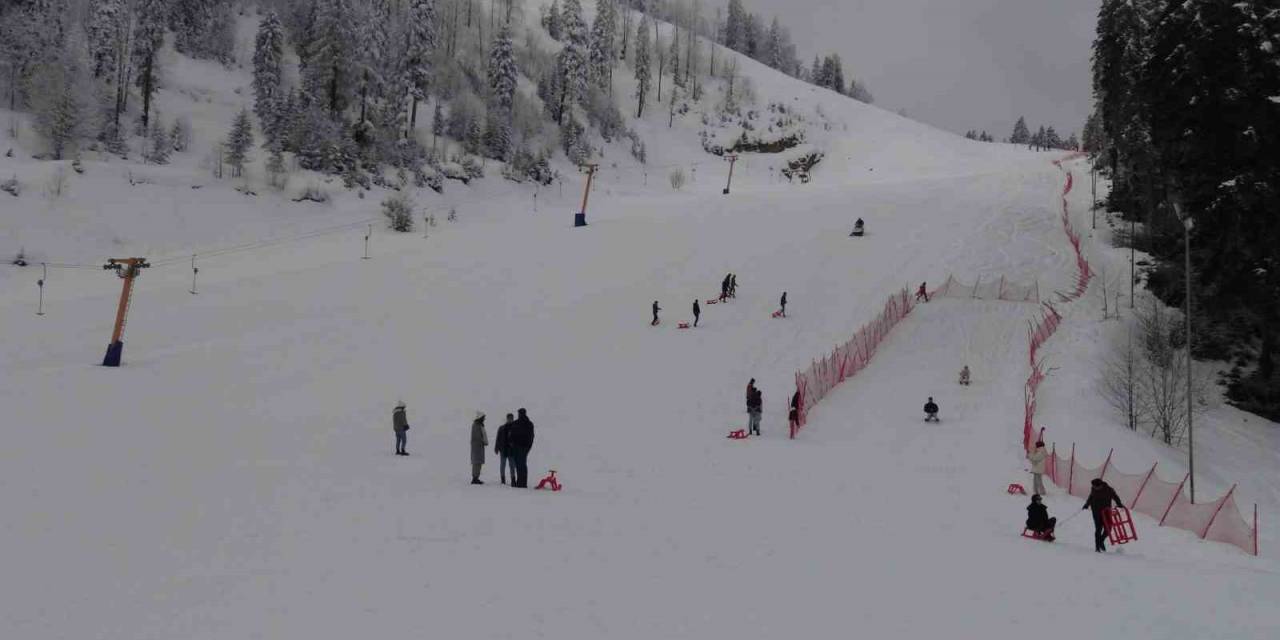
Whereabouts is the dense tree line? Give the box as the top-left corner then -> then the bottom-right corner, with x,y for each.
1090,0 -> 1280,418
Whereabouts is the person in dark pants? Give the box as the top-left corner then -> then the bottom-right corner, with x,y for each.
915,281 -> 929,302
495,413 -> 514,485
693,299 -> 701,327
923,397 -> 940,422
1082,478 -> 1124,552
747,383 -> 763,436
507,408 -> 535,487
780,292 -> 788,317
1026,494 -> 1056,541
720,275 -> 730,302
788,390 -> 801,431
393,401 -> 410,455
651,301 -> 661,326
470,412 -> 488,485
729,274 -> 738,298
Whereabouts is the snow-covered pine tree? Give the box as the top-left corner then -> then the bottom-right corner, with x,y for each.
483,110 -> 511,160
305,0 -> 359,116
431,101 -> 444,154
487,23 -> 517,113
668,23 -> 682,88
170,116 -> 191,152
633,15 -> 651,117
146,117 -> 171,164
464,116 -> 483,155
86,0 -> 123,79
545,0 -> 562,41
133,0 -> 166,131
171,0 -> 234,63
406,0 -> 438,133
724,0 -> 744,51
557,0 -> 589,114
253,10 -> 286,143
765,17 -> 783,71
588,0 -> 617,90
265,139 -> 287,189
1010,116 -> 1030,145
31,27 -> 96,160
225,107 -> 255,177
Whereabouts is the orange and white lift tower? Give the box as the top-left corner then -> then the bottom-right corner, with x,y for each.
101,257 -> 150,367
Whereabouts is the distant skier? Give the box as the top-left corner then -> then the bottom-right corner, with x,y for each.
958,365 -> 971,386
1082,478 -> 1124,552
1026,494 -> 1056,541
915,281 -> 929,302
495,413 -> 515,485
1028,440 -> 1048,496
393,400 -> 410,456
508,408 -> 535,488
729,274 -> 738,298
652,300 -> 662,326
471,411 -> 488,485
780,292 -> 788,317
746,379 -> 763,436
923,397 -> 939,422
851,218 -> 864,237
789,389 -> 801,432
693,299 -> 701,327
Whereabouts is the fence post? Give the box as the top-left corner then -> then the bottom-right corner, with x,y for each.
972,275 -> 981,299
1068,443 -> 1076,497
1202,485 -> 1236,539
1099,449 -> 1114,480
1160,473 -> 1190,526
1050,443 -> 1057,484
998,275 -> 1006,301
1132,462 -> 1158,509
1255,504 -> 1259,556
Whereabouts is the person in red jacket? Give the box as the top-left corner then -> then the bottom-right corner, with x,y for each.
915,281 -> 929,302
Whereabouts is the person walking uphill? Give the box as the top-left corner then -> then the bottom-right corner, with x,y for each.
495,413 -> 515,485
393,401 -> 410,456
780,292 -> 788,317
1028,441 -> 1048,495
507,408 -> 535,488
693,299 -> 701,327
470,412 -> 488,484
1082,478 -> 1124,552
746,379 -> 763,436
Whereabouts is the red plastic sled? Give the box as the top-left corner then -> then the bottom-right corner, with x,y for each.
1007,483 -> 1027,495
727,429 -> 748,439
705,299 -> 720,305
771,310 -> 784,318
678,322 -> 691,329
1103,506 -> 1137,545
535,470 -> 562,492
1021,528 -> 1055,542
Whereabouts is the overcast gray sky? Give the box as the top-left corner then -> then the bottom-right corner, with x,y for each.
742,0 -> 1100,140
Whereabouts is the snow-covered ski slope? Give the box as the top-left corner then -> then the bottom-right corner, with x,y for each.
4,21 -> 1280,639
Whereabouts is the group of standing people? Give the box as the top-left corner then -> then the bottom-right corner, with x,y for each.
720,273 -> 738,302
1024,440 -> 1126,552
394,403 -> 537,487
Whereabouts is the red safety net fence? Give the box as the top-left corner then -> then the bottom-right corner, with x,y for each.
1044,441 -> 1258,555
933,274 -> 1041,303
791,288 -> 914,438
1021,160 -> 1258,555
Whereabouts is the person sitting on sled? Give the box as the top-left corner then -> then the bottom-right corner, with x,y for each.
1026,494 -> 1056,541
923,397 -> 940,422
851,218 -> 865,237
958,365 -> 971,386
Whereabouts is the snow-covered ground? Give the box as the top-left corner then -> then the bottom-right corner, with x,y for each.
3,17 -> 1278,639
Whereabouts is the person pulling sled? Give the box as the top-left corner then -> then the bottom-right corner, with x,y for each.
779,292 -> 788,318
850,218 -> 865,237
693,299 -> 701,327
923,397 -> 940,422
1082,478 -> 1124,552
915,281 -> 929,303
652,300 -> 662,326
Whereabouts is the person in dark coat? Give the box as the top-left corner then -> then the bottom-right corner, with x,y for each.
1026,494 -> 1056,541
393,401 -> 410,455
923,397 -> 939,422
693,299 -> 701,327
729,274 -> 738,298
495,413 -> 515,485
507,408 -> 535,488
780,292 -> 788,317
470,412 -> 488,485
788,390 -> 801,431
915,281 -> 929,302
748,384 -> 763,436
851,218 -> 864,237
720,275 -> 730,302
1082,478 -> 1124,552
652,301 -> 661,326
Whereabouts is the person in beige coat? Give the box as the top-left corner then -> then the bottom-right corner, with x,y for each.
471,412 -> 488,485
1028,440 -> 1048,495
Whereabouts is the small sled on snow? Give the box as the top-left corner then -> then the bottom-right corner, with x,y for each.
678,322 -> 691,329
1103,506 -> 1138,545
1007,483 -> 1027,495
1021,528 -> 1055,542
727,429 -> 748,440
771,310 -> 784,318
535,470 -> 563,492
705,299 -> 720,305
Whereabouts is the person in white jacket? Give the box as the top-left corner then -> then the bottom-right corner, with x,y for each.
1028,440 -> 1048,495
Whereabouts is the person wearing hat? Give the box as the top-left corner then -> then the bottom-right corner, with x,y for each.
1082,478 -> 1124,552
470,411 -> 488,485
393,401 -> 410,456
495,413 -> 515,485
746,379 -> 763,436
1028,440 -> 1048,495
507,408 -> 535,488
1026,494 -> 1056,541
